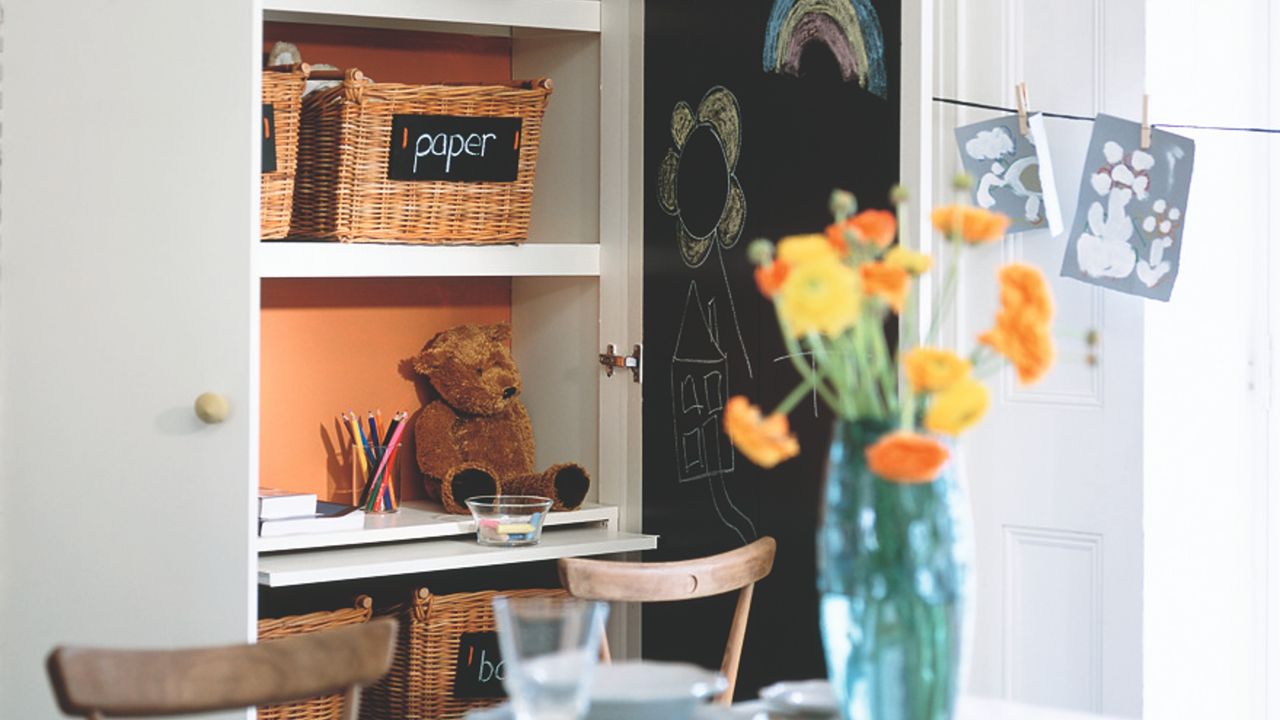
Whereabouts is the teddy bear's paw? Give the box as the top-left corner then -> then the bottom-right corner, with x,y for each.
442,465 -> 498,514
548,463 -> 591,511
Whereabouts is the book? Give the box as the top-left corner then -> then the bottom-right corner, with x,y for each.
258,502 -> 366,537
258,488 -> 318,520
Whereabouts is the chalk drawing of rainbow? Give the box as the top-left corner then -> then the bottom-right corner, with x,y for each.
762,0 -> 887,97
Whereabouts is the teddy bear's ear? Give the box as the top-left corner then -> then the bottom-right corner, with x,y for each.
487,324 -> 513,343
413,336 -> 446,376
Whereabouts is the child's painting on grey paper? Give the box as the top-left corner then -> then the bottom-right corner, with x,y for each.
954,113 -> 1063,236
1060,113 -> 1195,301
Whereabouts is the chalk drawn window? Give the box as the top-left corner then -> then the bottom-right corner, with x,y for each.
681,376 -> 702,413
704,371 -> 724,412
682,428 -> 704,472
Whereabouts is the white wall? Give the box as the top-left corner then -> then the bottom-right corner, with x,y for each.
1143,2 -> 1275,718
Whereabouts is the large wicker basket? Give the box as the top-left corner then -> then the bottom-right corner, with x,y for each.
258,595 -> 374,720
261,64 -> 309,240
361,587 -> 568,720
290,69 -> 553,245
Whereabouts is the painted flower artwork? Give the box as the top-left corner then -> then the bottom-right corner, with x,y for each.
954,114 -> 1063,236
1061,113 -> 1195,301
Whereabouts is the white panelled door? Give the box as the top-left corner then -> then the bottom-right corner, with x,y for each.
1,1 -> 257,718
935,1 -> 1145,716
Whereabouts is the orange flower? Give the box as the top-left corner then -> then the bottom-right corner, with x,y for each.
848,209 -> 897,248
931,205 -> 1011,244
724,396 -> 800,469
865,431 -> 950,484
826,209 -> 898,254
755,260 -> 791,299
979,263 -> 1055,384
860,261 -> 910,313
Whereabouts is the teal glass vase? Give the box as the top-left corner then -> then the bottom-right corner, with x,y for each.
817,419 -> 973,720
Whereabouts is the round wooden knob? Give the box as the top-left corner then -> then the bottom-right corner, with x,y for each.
194,392 -> 230,424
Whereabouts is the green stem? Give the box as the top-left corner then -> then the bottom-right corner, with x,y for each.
778,308 -> 844,411
868,318 -> 898,416
925,233 -> 962,347
811,331 -> 858,417
773,372 -> 820,416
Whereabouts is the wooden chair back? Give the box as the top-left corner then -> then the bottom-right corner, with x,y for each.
46,618 -> 397,720
557,536 -> 776,705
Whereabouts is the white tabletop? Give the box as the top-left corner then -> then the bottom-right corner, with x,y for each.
720,696 -> 1127,720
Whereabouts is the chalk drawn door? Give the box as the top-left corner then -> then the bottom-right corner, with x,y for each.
0,2 -> 258,718
640,0 -> 920,701
935,1 -> 1145,715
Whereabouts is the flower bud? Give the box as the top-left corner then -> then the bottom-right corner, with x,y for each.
746,238 -> 776,266
951,173 -> 974,191
889,184 -> 909,206
828,189 -> 858,221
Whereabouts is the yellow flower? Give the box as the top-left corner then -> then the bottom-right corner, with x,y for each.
931,205 -> 1011,244
778,260 -> 861,338
979,263 -> 1055,384
884,246 -> 933,275
865,431 -> 950,484
924,378 -> 990,436
724,396 -> 800,469
859,261 -> 910,313
904,348 -> 970,393
777,234 -> 840,266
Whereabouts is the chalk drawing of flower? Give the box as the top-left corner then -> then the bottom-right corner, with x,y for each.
657,86 -> 748,268
1075,141 -> 1157,280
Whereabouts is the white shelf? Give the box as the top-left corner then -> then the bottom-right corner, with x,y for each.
256,500 -> 617,552
262,0 -> 601,34
257,526 -> 657,587
258,242 -> 601,278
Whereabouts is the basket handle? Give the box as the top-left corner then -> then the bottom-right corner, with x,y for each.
263,62 -> 312,78
297,69 -> 552,93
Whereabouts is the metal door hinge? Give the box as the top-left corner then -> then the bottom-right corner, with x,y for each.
599,344 -> 642,383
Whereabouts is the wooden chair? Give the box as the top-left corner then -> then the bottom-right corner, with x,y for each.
557,536 -> 777,705
46,618 -> 397,720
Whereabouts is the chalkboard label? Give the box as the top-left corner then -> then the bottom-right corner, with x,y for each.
387,115 -> 523,183
452,632 -> 508,699
262,104 -> 277,173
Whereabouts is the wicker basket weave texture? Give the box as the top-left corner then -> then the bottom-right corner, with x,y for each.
361,587 -> 568,720
261,65 -> 309,240
257,595 -> 374,720
291,70 -> 553,245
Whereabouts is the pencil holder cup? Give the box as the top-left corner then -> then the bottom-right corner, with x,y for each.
352,443 -> 402,514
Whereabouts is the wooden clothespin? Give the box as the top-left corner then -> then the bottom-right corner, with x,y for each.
1015,82 -> 1030,136
1140,94 -> 1152,149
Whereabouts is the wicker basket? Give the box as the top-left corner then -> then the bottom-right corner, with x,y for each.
361,587 -> 568,720
261,64 -> 310,240
291,69 -> 553,245
257,595 -> 374,720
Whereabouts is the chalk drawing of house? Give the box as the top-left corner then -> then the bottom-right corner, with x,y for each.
671,281 -> 735,483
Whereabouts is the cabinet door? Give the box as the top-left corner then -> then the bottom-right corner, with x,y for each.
0,2 -> 257,717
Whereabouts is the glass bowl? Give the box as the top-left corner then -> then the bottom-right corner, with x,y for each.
466,495 -> 553,546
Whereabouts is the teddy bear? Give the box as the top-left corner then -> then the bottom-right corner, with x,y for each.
413,323 -> 591,515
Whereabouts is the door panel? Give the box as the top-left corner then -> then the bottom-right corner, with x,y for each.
935,1 -> 1144,715
0,2 -> 257,717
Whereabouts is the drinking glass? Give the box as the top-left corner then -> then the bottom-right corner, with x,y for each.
492,596 -> 609,720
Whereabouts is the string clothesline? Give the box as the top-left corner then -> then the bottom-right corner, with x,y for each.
932,96 -> 1280,136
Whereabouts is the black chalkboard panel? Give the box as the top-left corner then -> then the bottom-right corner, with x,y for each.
387,115 -> 523,182
641,0 -> 900,700
262,104 -> 277,173
452,631 -> 508,699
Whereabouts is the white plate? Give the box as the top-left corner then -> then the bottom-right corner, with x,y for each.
465,661 -> 726,720
759,679 -> 839,717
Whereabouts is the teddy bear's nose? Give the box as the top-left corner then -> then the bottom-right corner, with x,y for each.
503,386 -> 517,399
